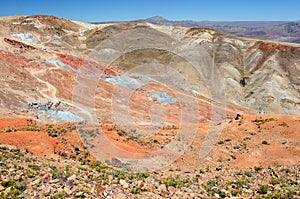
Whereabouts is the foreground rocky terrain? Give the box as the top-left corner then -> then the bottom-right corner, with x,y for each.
0,114 -> 299,198
0,145 -> 299,198
0,15 -> 299,198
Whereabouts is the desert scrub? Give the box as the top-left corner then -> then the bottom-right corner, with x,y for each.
78,128 -> 97,138
1,126 -> 17,132
1,180 -> 27,193
89,160 -> 109,171
1,125 -> 43,133
269,178 -> 285,185
28,164 -> 40,171
135,171 -> 149,180
254,166 -> 263,172
50,165 -> 70,180
252,118 -> 276,124
117,129 -> 127,136
130,187 -> 141,194
244,170 -> 252,177
230,179 -> 249,189
130,185 -> 147,194
257,184 -> 269,194
278,122 -> 288,127
109,169 -> 128,180
231,189 -> 241,197
19,125 -> 43,132
217,140 -> 224,145
205,180 -> 228,198
49,192 -> 66,199
47,126 -> 67,137
161,176 -> 191,188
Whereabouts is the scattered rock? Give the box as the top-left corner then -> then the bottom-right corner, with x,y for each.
31,179 -> 40,186
167,186 -> 177,194
0,185 -> 4,192
158,184 -> 167,193
64,186 -> 73,195
75,191 -> 84,197
214,193 -> 220,198
0,161 -> 6,166
67,174 -> 76,181
119,179 -> 129,188
66,180 -> 74,188
49,179 -> 60,184
94,183 -> 106,195
42,173 -> 52,183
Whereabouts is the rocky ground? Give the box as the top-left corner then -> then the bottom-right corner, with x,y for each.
0,145 -> 299,199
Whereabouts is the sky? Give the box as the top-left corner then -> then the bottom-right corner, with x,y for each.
0,0 -> 299,22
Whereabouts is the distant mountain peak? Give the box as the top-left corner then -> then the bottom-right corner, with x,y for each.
144,16 -> 168,23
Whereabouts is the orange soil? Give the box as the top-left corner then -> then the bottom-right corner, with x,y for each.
0,118 -> 85,159
0,118 -> 34,129
0,114 -> 299,170
176,114 -> 300,169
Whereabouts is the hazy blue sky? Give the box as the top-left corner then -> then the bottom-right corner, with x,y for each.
0,0 -> 299,22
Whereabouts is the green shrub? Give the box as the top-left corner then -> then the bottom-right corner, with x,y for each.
254,166 -> 263,172
109,169 -> 127,180
257,185 -> 268,194
1,180 -> 26,192
1,126 -> 17,132
270,178 -> 285,185
231,189 -> 240,196
117,130 -> 126,136
50,192 -> 65,199
90,160 -> 109,171
1,180 -> 15,188
136,171 -> 149,180
130,187 -> 141,194
29,164 -> 40,171
244,171 -> 252,177
162,176 -> 190,188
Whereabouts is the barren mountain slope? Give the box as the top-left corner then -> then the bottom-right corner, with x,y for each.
0,15 -> 299,117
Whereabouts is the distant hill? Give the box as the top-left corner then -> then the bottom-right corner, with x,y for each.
137,16 -> 300,43
141,16 -> 287,28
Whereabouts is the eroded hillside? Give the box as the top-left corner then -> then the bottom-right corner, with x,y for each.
0,15 -> 299,118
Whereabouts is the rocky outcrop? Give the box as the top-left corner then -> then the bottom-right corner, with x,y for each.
4,38 -> 36,50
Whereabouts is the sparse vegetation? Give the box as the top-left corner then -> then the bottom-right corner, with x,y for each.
252,118 -> 277,129
217,140 -> 224,145
161,176 -> 191,187
0,123 -> 76,138
1,125 -> 43,133
257,184 -> 269,194
0,144 -> 298,198
279,122 -> 288,127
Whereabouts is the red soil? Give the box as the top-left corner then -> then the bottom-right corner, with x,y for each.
0,118 -> 85,159
0,114 -> 299,169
